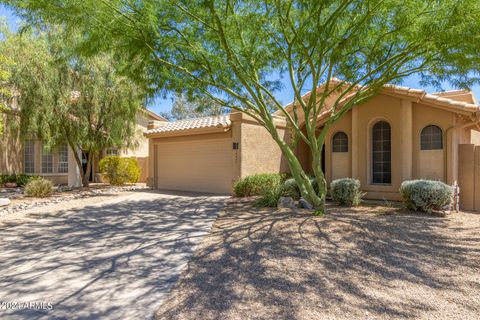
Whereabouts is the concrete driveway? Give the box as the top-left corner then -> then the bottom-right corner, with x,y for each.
0,191 -> 226,320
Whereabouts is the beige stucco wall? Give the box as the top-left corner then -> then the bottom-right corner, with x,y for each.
0,115 -> 22,174
297,94 -> 461,201
458,144 -> 476,211
121,112 -> 151,158
471,129 -> 480,145
324,112 -> 352,182
232,113 -> 289,179
412,103 -> 452,182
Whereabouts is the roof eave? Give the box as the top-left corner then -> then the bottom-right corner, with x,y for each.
145,124 -> 231,138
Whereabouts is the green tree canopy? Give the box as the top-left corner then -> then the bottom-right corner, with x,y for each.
6,0 -> 480,210
0,27 -> 146,186
161,93 -> 227,121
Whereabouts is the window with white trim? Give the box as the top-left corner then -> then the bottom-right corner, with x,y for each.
42,146 -> 53,174
24,140 -> 35,174
58,144 -> 69,173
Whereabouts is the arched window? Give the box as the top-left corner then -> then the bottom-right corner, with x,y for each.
372,121 -> 391,184
421,125 -> 443,150
332,132 -> 348,152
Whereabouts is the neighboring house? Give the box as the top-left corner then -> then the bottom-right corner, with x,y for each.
0,109 -> 167,186
145,82 -> 480,212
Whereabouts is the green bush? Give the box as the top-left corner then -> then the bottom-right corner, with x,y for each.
400,180 -> 453,213
0,173 -> 38,186
24,178 -> 54,198
99,156 -> 140,186
330,178 -> 364,206
280,176 -> 319,200
255,187 -> 283,207
281,178 -> 301,199
233,173 -> 285,197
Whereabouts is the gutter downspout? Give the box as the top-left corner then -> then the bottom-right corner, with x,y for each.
444,110 -> 480,183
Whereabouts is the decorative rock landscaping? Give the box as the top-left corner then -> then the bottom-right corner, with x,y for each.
0,184 -> 150,216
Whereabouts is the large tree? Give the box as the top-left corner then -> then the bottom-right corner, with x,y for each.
161,93 -> 227,121
7,0 -> 480,212
0,27 -> 145,186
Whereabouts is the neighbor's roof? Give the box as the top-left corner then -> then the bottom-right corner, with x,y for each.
145,114 -> 231,135
145,109 -> 168,122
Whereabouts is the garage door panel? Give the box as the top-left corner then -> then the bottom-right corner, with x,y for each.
156,139 -> 232,194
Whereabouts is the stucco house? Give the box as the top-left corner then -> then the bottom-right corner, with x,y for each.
145,82 -> 480,212
0,109 -> 166,186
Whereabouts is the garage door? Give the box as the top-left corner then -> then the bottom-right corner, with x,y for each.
155,138 -> 233,194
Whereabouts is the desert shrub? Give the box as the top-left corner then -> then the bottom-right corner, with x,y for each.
400,180 -> 453,213
24,178 -> 54,198
0,173 -> 38,186
281,178 -> 301,199
99,156 -> 140,185
255,187 -> 283,207
233,173 -> 285,197
330,178 -> 364,206
280,176 -> 319,200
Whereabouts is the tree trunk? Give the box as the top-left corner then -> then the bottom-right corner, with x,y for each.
82,152 -> 93,187
277,141 -> 324,210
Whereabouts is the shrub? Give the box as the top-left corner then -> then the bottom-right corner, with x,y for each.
400,180 -> 453,213
255,187 -> 283,207
0,173 -> 38,186
24,178 -> 54,198
281,178 -> 301,199
99,156 -> 140,185
233,173 -> 285,197
280,176 -> 319,200
330,178 -> 364,206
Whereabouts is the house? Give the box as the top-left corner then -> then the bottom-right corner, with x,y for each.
145,82 -> 480,212
0,109 -> 167,186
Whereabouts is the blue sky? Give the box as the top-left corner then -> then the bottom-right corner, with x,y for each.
2,4 -> 479,115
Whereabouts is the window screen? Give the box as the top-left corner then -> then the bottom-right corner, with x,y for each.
332,132 -> 348,152
372,121 -> 391,184
421,125 -> 443,150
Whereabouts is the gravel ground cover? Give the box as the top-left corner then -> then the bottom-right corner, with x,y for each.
156,199 -> 480,320
0,184 -> 149,216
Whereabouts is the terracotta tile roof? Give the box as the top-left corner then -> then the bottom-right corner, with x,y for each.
146,114 -> 231,134
382,84 -> 479,112
278,80 -> 479,116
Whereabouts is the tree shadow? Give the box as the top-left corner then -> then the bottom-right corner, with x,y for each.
156,201 -> 480,319
0,191 -> 226,320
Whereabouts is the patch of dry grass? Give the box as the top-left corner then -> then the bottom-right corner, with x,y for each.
156,199 -> 480,320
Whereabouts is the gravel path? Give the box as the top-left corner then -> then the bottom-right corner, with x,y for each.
0,191 -> 227,320
155,200 -> 480,320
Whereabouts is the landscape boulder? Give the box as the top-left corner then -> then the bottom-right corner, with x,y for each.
277,196 -> 296,208
0,198 -> 11,207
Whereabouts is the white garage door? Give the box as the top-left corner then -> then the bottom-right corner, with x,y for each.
155,138 -> 233,194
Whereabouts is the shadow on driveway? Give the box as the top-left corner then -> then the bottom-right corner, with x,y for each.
0,192 -> 226,320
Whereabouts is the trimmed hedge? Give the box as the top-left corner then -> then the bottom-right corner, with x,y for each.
233,173 -> 285,197
24,178 -> 54,198
400,180 -> 453,213
99,156 -> 140,186
330,178 -> 364,206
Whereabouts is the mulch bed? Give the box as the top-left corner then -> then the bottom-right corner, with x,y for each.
156,199 -> 480,320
